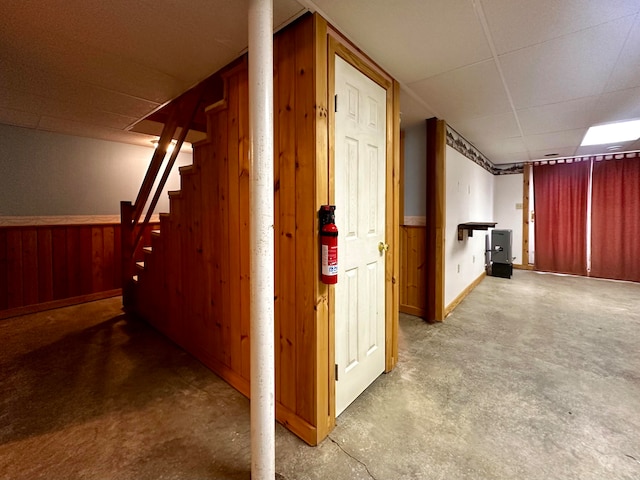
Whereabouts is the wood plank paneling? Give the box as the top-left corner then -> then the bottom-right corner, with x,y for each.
276,18 -> 298,414
126,12 -> 399,447
37,229 -> 53,303
21,228 -> 38,306
226,72 -> 242,375
0,230 -> 8,310
51,227 -> 68,300
6,229 -> 23,308
0,222 -> 157,312
65,226 -> 81,297
294,17 -> 317,424
313,13 -> 332,442
400,225 -> 427,317
79,226 -> 94,295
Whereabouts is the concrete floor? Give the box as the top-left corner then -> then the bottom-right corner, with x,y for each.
1,270 -> 639,480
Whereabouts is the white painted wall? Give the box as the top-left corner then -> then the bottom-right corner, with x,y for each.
0,124 -> 192,216
445,146 -> 494,307
493,173 -> 523,265
402,123 -> 426,218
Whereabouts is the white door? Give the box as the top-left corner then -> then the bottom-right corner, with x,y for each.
334,55 -> 387,416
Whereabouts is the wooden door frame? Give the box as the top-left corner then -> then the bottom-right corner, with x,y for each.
326,32 -> 400,428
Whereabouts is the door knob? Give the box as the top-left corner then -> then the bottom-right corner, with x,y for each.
378,242 -> 389,253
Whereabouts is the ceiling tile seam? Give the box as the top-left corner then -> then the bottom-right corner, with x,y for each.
597,12 -> 640,105
580,12 -> 639,135
474,0 -> 527,159
35,116 -> 155,138
514,94 -> 599,113
2,88 -> 148,123
490,12 -> 640,57
293,0 -> 443,119
3,56 -> 168,107
34,111 -> 140,133
405,55 -> 497,86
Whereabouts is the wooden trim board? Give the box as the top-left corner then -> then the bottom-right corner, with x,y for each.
444,272 -> 485,317
0,289 -> 122,320
522,164 -> 531,266
425,118 -> 446,322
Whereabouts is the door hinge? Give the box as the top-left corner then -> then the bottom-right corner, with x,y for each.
334,94 -> 338,113
335,364 -> 339,381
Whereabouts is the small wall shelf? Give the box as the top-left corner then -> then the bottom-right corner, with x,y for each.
457,222 -> 497,241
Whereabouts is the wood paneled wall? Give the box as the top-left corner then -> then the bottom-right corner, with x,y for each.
133,59 -> 253,397
400,225 -> 427,317
0,223 -> 156,313
131,15 -> 327,446
130,13 -> 400,446
273,13 -> 320,440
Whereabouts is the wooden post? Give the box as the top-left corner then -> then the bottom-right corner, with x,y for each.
120,201 -> 134,309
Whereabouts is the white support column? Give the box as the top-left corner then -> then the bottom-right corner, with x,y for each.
248,0 -> 275,479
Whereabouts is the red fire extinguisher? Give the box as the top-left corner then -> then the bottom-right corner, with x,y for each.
320,205 -> 338,284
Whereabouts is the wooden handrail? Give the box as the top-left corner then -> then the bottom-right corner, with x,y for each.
131,87 -> 203,226
121,83 -> 205,298
131,100 -> 200,255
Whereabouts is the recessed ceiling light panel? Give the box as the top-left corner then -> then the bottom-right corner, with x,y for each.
581,119 -> 640,146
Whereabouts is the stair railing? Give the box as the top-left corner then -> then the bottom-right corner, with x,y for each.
120,86 -> 204,307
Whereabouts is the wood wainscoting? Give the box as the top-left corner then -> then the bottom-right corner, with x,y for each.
0,220 -> 157,318
400,225 -> 427,317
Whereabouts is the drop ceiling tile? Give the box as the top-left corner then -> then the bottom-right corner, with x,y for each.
522,128 -> 586,152
449,112 -> 521,145
409,60 -> 511,122
489,151 -> 531,164
36,116 -> 150,144
0,107 -> 40,129
0,88 -> 139,131
590,86 -> 640,124
479,136 -> 528,161
604,17 -> 640,92
38,98 -> 139,131
400,89 -> 437,128
527,146 -> 580,161
311,0 -> 492,82
517,97 -> 598,135
0,60 -> 162,120
500,16 -> 634,109
574,141 -> 639,156
0,26 -> 187,104
481,0 -> 640,54
0,89 -> 45,114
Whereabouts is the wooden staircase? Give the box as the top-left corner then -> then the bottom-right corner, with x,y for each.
121,59 -> 252,393
119,12 -> 338,447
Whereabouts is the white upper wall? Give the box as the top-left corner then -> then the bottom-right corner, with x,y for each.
445,145 -> 494,307
0,124 -> 192,217
493,173 -> 524,264
402,122 -> 427,218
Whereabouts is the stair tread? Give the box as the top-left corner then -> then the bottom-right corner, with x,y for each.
151,229 -> 161,236
135,261 -> 145,269
132,275 -> 139,283
143,246 -> 152,253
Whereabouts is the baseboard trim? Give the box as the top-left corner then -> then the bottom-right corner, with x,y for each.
445,271 -> 486,317
0,289 -> 122,320
0,214 -> 160,226
513,264 -> 534,270
400,304 -> 425,317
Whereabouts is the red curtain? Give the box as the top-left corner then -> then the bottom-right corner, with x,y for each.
534,161 -> 590,275
591,158 -> 640,282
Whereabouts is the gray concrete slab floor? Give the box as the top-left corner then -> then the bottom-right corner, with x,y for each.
1,270 -> 639,479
